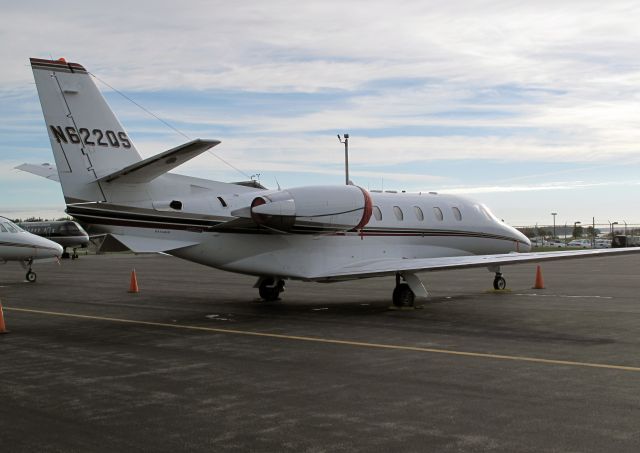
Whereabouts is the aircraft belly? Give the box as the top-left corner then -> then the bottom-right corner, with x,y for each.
170,233 -> 489,279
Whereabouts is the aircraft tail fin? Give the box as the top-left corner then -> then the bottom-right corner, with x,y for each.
30,58 -> 143,203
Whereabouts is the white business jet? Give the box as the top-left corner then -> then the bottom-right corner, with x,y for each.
0,216 -> 63,282
21,57 -> 640,305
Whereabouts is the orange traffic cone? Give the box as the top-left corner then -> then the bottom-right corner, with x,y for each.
128,269 -> 139,293
532,265 -> 545,289
0,301 -> 9,334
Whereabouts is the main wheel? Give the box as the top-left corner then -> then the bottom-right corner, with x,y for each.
26,270 -> 37,283
493,276 -> 506,290
259,278 -> 282,301
392,283 -> 415,307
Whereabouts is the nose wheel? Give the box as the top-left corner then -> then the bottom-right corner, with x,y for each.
26,269 -> 37,283
23,258 -> 37,283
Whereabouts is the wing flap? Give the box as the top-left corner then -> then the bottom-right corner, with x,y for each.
109,234 -> 199,253
315,247 -> 640,280
96,139 -> 220,184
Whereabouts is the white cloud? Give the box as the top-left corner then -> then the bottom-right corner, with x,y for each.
3,1 -> 640,222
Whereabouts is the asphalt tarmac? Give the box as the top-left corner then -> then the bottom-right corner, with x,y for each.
1,253 -> 640,452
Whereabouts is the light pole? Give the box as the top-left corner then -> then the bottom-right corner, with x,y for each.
609,221 -> 619,238
551,212 -> 557,238
573,221 -> 581,239
624,220 -> 627,236
337,134 -> 350,185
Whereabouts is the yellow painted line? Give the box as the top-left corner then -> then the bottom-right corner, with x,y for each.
5,306 -> 640,372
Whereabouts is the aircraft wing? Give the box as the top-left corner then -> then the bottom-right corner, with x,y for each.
96,139 -> 221,184
314,247 -> 640,280
15,163 -> 60,182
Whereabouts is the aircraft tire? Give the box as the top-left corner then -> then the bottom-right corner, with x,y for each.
493,276 -> 506,290
392,283 -> 415,307
26,270 -> 37,283
259,278 -> 281,301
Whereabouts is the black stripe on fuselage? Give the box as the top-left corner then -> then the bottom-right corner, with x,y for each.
66,206 -> 527,245
0,241 -> 58,251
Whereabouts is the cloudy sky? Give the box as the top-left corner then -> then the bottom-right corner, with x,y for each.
1,0 -> 639,227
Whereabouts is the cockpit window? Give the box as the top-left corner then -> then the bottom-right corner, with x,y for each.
0,218 -> 24,232
480,204 -> 496,221
0,224 -> 7,232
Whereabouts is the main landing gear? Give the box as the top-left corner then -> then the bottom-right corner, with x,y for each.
392,273 -> 415,307
257,277 -> 285,301
391,272 -> 429,308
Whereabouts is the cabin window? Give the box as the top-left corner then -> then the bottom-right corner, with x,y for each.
373,206 -> 382,221
393,206 -> 404,221
414,206 -> 424,221
452,207 -> 462,221
433,207 -> 444,221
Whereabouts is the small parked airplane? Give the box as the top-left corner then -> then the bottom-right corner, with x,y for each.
20,57 -> 640,305
17,220 -> 90,259
0,216 -> 63,282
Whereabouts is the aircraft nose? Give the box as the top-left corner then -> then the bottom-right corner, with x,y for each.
36,237 -> 64,258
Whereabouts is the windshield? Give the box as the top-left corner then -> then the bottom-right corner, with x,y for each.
0,217 -> 25,233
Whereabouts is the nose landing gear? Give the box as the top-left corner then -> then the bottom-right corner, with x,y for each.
493,272 -> 506,290
26,269 -> 37,283
23,259 -> 37,283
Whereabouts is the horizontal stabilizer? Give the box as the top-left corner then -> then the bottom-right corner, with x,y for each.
97,139 -> 221,184
15,163 -> 60,182
109,234 -> 200,253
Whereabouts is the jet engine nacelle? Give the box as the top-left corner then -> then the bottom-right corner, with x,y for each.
250,185 -> 373,232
